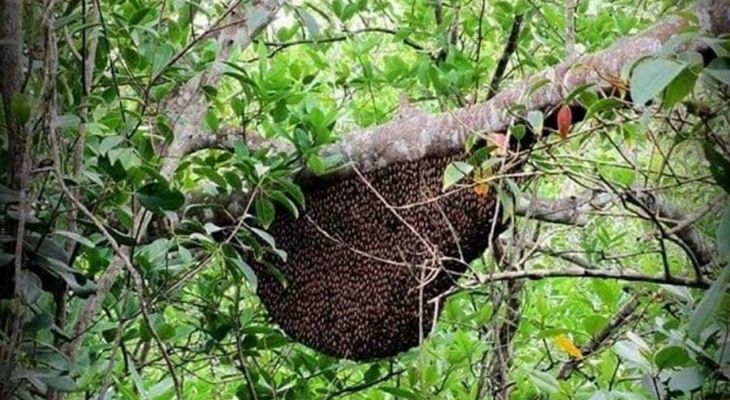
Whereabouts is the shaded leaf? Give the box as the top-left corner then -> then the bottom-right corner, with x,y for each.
689,263 -> 730,340
630,58 -> 686,105
136,182 -> 185,214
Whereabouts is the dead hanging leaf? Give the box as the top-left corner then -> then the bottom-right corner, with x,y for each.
555,334 -> 583,359
557,105 -> 572,139
473,167 -> 492,196
487,133 -> 508,156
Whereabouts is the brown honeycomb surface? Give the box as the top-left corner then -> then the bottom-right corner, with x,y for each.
251,154 -> 501,360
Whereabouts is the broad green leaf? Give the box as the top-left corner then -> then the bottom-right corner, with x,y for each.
703,143 -> 730,194
614,340 -> 651,372
222,243 -> 258,287
136,182 -> 185,214
18,270 -> 42,304
99,135 -> 125,155
528,370 -> 560,394
587,98 -> 622,118
705,57 -> 730,86
300,10 -> 320,37
278,180 -> 305,208
41,374 -> 77,392
233,139 -> 250,161
53,230 -> 96,249
307,154 -> 326,176
255,198 -> 275,228
667,367 -> 704,394
654,345 -> 690,369
443,162 -> 473,190
204,110 -> 220,132
53,114 -> 81,129
270,190 -> 299,218
662,68 -> 698,108
689,263 -> 730,340
630,58 -> 687,105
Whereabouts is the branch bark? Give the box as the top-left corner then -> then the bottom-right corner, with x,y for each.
317,16 -> 694,180
0,0 -> 24,189
557,297 -> 641,379
65,0 -> 283,361
466,267 -> 709,289
515,191 -> 615,226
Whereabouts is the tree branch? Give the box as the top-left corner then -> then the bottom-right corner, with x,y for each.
467,267 -> 709,289
486,13 -> 524,100
66,0 -> 283,362
557,297 -> 641,379
308,10 -> 729,182
515,191 -> 615,226
0,0 -> 24,189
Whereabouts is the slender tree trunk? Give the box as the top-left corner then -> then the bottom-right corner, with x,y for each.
0,0 -> 24,189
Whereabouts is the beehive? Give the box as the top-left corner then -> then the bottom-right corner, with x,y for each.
250,154 -> 503,360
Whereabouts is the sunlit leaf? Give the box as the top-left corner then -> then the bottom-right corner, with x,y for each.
528,370 -> 560,394
555,334 -> 583,359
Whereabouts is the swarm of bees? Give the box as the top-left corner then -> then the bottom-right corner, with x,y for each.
251,155 -> 502,360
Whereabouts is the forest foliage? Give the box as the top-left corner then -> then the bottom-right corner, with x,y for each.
1,0 -> 730,399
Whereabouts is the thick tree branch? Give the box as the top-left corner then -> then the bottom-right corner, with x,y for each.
66,0 -> 283,361
312,12 -> 728,181
0,0 -> 23,189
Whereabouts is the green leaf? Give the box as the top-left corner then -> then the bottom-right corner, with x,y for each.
662,68 -> 698,109
703,143 -> 730,194
528,370 -> 560,394
255,198 -> 275,229
442,162 -> 473,190
689,263 -> 730,340
380,387 -> 417,399
614,340 -> 651,372
204,110 -> 220,132
11,93 -> 32,125
630,58 -> 687,105
0,184 -> 20,203
654,345 -> 690,369
717,204 -> 730,259
54,114 -> 81,129
704,57 -> 730,86
307,154 -> 326,176
18,270 -> 42,304
41,374 -> 77,392
23,313 -> 53,334
270,190 -> 299,218
222,243 -> 258,287
587,98 -> 622,118
278,180 -> 305,208
667,367 -> 704,394
53,230 -> 96,249
99,135 -> 125,155
527,110 -> 544,133
300,10 -> 320,37
136,182 -> 185,214
233,140 -> 250,161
